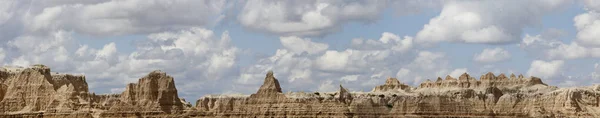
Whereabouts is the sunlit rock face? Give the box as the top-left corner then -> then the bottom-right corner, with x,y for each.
195,72 -> 600,117
2,65 -> 600,117
0,65 -> 191,118
372,77 -> 411,92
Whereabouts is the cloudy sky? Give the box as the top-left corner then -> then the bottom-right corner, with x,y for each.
1,0 -> 600,101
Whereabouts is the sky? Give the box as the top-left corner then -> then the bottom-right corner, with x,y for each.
1,0 -> 600,102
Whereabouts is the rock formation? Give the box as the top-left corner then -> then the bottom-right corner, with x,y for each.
372,77 -> 410,92
0,65 -> 190,118
247,71 -> 286,104
195,72 -> 600,117
2,65 -> 600,117
104,70 -> 187,116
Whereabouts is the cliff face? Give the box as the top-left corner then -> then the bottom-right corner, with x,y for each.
372,77 -> 411,92
2,65 -> 600,117
195,72 -> 600,117
419,72 -> 545,89
247,71 -> 286,104
0,65 -> 92,114
115,70 -> 184,113
0,65 -> 190,118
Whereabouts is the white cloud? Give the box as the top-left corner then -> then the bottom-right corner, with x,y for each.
396,68 -> 411,78
520,33 -> 600,60
546,43 -> 589,59
340,75 -> 359,82
238,31 -> 449,93
473,48 -> 511,63
1,28 -> 239,102
574,12 -> 600,47
449,68 -> 468,78
0,48 -> 5,63
415,0 -> 570,44
317,80 -> 336,92
410,51 -> 445,71
4,0 -> 228,36
351,32 -> 414,53
0,0 -> 15,26
238,0 -> 390,36
280,36 -> 328,55
584,0 -> 600,12
315,50 -> 351,71
527,60 -> 564,78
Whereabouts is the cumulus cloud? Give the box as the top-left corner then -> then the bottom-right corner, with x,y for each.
409,51 -> 446,71
351,32 -> 414,52
0,0 -> 16,26
1,0 -> 228,38
520,33 -> 600,60
0,48 -> 5,63
280,36 -> 328,55
574,11 -> 600,47
238,0 -> 393,36
584,0 -> 600,13
395,68 -> 411,78
126,28 -> 239,97
317,80 -> 336,92
415,0 -> 570,45
236,32 -> 453,93
449,68 -> 468,78
2,28 -> 239,102
527,60 -> 564,78
473,48 -> 511,63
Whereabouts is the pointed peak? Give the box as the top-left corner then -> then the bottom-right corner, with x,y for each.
149,70 -> 166,75
460,72 -> 469,77
385,77 -> 400,85
459,73 -> 470,80
481,72 -> 496,80
445,75 -> 455,80
497,73 -> 507,80
518,74 -> 524,79
256,71 -> 282,94
266,70 -> 274,78
509,73 -> 517,80
338,84 -> 352,103
436,77 -> 443,82
339,84 -> 350,94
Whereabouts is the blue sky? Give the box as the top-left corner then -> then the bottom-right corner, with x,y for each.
1,0 -> 600,101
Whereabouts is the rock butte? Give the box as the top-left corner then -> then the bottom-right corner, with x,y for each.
1,65 -> 600,117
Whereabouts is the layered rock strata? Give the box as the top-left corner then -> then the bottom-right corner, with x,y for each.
0,65 -> 190,118
196,72 -> 600,117
372,77 -> 411,92
2,65 -> 600,117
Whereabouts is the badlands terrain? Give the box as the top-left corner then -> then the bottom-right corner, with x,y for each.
1,64 -> 600,117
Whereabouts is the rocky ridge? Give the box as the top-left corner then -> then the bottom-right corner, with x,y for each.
372,77 -> 411,92
1,65 -> 600,117
195,72 -> 600,117
0,65 -> 191,118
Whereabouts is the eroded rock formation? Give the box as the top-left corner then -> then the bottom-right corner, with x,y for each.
2,65 -> 600,117
0,65 -> 190,118
372,77 -> 410,92
195,72 -> 600,117
102,70 -> 189,117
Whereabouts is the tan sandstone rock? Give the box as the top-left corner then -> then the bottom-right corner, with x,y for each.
3,65 -> 600,117
0,65 -> 190,118
372,77 -> 410,92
